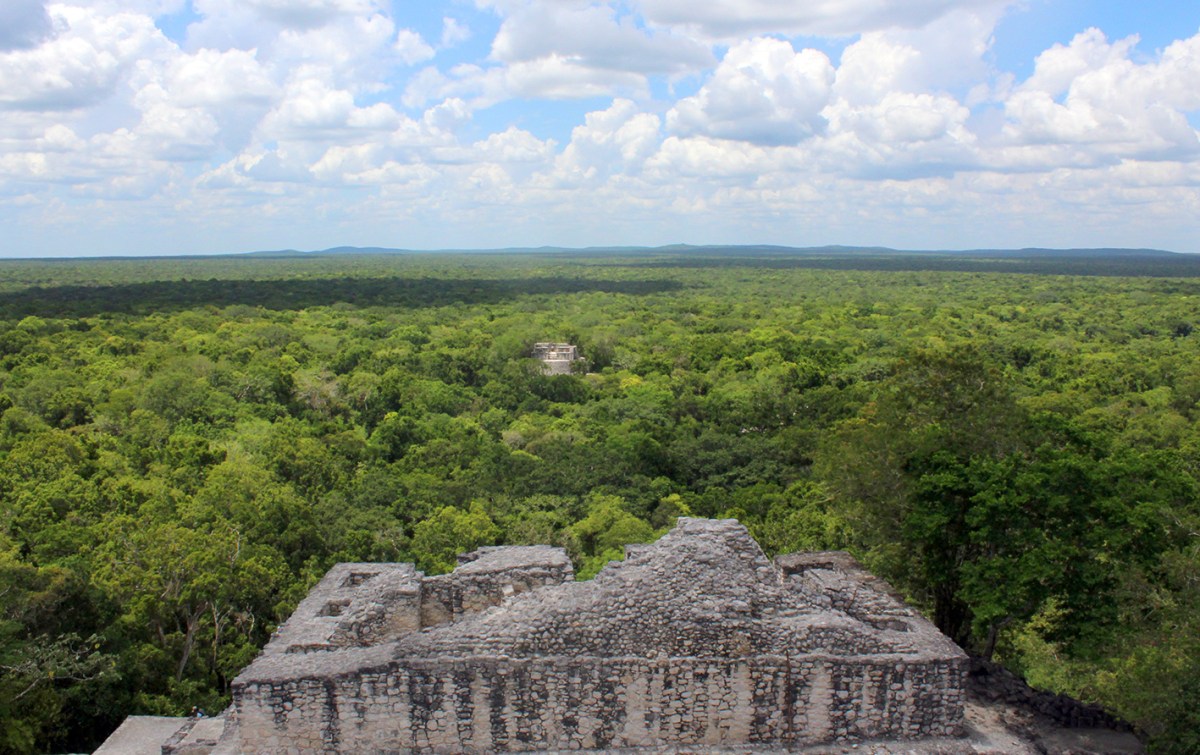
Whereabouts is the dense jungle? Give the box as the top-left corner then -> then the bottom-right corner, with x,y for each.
1,249 -> 1198,753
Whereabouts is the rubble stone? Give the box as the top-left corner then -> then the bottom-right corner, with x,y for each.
98,519 -> 1018,753
216,518 -> 967,752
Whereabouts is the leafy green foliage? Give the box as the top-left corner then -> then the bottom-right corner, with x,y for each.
0,251 -> 1197,750
410,503 -> 501,574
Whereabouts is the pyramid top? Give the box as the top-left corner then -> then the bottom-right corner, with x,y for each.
393,517 -> 954,661
124,518 -> 971,753
236,517 -> 963,685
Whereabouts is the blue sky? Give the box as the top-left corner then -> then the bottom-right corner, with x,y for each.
0,0 -> 1198,257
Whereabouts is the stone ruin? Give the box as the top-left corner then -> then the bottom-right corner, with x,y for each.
531,342 -> 580,375
96,518 -> 970,753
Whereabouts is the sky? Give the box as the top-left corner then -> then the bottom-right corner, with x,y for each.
1,0 -> 1198,257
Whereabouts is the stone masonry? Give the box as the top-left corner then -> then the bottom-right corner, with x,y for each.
532,342 -> 580,375
95,518 -> 969,754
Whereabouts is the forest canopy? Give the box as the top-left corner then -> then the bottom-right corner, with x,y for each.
0,250 -> 1197,753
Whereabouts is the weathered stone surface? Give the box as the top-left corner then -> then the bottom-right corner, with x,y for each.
163,715 -> 227,754
532,342 -> 580,375
256,545 -> 574,662
95,518 -> 1145,754
220,518 -> 967,753
93,716 -> 197,754
421,545 -> 574,629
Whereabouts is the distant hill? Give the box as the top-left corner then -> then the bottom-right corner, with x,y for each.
244,244 -> 1187,259
228,244 -> 1200,277
957,247 -> 1180,258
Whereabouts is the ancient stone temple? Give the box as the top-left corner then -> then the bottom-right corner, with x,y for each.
96,518 -> 970,753
531,342 -> 580,375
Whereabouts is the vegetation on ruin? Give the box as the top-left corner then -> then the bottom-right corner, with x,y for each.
0,249 -> 1198,753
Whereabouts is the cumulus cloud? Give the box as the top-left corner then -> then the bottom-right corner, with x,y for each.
119,47 -> 277,157
257,72 -> 401,142
1,0 -> 1199,255
119,102 -> 222,160
160,48 -> 275,108
441,17 -> 471,48
271,12 -> 398,86
645,135 -> 776,181
1001,29 -> 1200,163
501,57 -> 650,100
471,127 -> 555,163
0,5 -> 169,110
668,38 -> 834,146
834,7 -> 1004,105
822,91 -> 976,178
185,0 -> 391,58
424,0 -> 714,106
89,0 -> 188,15
403,57 -> 650,108
0,0 -> 53,51
633,0 -> 1012,39
491,3 -> 711,74
395,29 -> 435,65
198,148 -> 312,188
833,92 -> 971,145
422,97 -> 471,132
199,0 -> 384,30
552,99 -> 662,185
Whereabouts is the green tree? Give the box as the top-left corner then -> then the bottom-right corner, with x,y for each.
410,502 -> 501,574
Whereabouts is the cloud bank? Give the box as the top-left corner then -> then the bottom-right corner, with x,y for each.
1,0 -> 1198,255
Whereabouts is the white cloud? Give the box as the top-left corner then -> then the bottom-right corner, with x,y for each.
184,0 -> 393,66
402,65 -> 452,108
89,0 -> 188,15
1021,28 -> 1136,97
549,99 -> 662,186
821,91 -> 976,177
835,8 -> 1004,105
422,97 -> 471,132
37,123 -> 86,152
668,38 -> 834,146
421,0 -> 712,106
159,48 -> 276,108
490,3 -> 711,75
632,0 -> 1012,39
403,57 -> 650,109
120,102 -> 222,160
645,135 -> 776,181
0,150 -> 51,181
502,57 -> 650,100
472,127 -> 555,163
833,92 -> 971,145
271,12 -> 398,87
0,5 -> 169,110
197,148 -> 312,188
395,29 -> 435,65
197,0 -> 385,30
440,17 -> 471,48
1001,29 -> 1200,162
833,33 -> 920,105
0,0 -> 53,51
2,0 -> 1199,256
309,142 -> 386,180
257,71 -> 401,142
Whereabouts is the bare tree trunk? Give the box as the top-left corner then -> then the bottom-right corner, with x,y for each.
982,617 -> 1013,661
176,605 -> 205,682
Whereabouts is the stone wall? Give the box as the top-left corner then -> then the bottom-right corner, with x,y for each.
222,519 -> 968,753
420,545 -> 574,628
233,655 -> 965,752
532,342 -> 580,375
259,547 -> 574,657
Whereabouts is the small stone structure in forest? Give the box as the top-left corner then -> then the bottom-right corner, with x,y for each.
95,518 -> 970,753
532,342 -> 580,375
